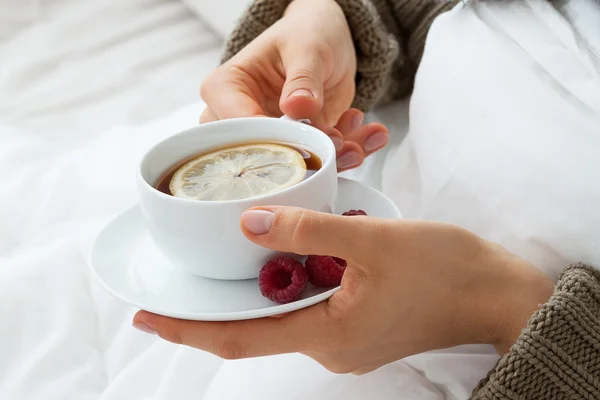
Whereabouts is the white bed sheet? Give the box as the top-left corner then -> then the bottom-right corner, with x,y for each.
0,1 -> 225,399
0,0 -> 223,139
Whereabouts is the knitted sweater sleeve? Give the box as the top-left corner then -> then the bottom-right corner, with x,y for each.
471,263 -> 600,400
222,0 -> 459,111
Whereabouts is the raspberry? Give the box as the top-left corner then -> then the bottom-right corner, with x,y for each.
258,256 -> 308,304
305,255 -> 347,287
342,209 -> 367,216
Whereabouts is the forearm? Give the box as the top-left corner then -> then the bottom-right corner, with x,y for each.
472,263 -> 600,399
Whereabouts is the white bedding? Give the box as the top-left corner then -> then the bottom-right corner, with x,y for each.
2,0 -> 599,399
0,1 -> 226,399
0,0 -> 222,138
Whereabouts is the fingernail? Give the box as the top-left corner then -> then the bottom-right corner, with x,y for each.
337,151 -> 362,169
289,89 -> 314,99
331,136 -> 344,152
241,210 -> 275,235
351,112 -> 364,131
363,132 -> 388,152
133,321 -> 156,335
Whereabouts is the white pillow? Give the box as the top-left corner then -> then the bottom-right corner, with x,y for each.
181,0 -> 253,38
383,0 -> 600,279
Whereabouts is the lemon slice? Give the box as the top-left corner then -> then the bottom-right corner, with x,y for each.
170,143 -> 307,201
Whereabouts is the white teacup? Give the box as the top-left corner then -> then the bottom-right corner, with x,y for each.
137,117 -> 338,280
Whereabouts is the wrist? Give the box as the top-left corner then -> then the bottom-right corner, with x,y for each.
493,264 -> 553,354
467,245 -> 553,354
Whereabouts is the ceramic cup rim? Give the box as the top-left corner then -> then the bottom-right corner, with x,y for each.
137,116 -> 337,206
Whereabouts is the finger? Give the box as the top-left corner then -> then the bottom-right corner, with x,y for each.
335,108 -> 364,134
200,70 -> 266,120
240,206 -> 385,264
133,303 -> 328,359
199,107 -> 218,124
334,109 -> 389,156
279,46 -> 326,121
336,141 -> 365,172
311,122 -> 344,153
343,123 -> 389,156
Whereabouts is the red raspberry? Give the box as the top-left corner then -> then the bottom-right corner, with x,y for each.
258,256 -> 308,304
305,255 -> 347,287
342,209 -> 367,216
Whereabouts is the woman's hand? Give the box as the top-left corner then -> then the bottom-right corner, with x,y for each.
133,208 -> 553,373
199,0 -> 389,171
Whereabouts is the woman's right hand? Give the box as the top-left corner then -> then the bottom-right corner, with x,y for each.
200,0 -> 389,171
134,207 -> 553,373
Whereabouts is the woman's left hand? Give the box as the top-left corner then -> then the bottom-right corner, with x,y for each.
133,207 -> 552,374
305,108 -> 389,172
333,108 -> 389,172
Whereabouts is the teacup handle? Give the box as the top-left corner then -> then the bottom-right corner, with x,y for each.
280,115 -> 311,125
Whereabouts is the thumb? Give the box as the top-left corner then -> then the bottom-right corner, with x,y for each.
240,207 -> 385,266
279,49 -> 325,120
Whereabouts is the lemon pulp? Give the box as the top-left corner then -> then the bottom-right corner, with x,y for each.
169,143 -> 307,201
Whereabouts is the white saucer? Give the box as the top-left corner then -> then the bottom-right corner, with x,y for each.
91,178 -> 401,321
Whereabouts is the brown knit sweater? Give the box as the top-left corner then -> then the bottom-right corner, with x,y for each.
223,1 -> 600,399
